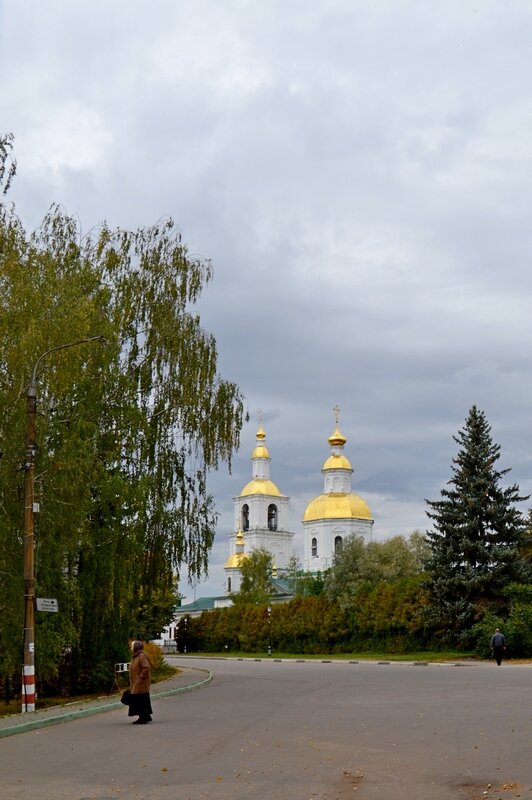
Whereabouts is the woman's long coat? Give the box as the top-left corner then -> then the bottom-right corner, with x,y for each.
130,651 -> 151,694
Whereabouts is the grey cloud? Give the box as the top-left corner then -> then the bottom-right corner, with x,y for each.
3,1 -> 532,600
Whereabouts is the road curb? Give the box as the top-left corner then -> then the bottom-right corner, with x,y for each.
0,667 -> 212,739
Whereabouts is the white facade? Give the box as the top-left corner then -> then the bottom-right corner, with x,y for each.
302,517 -> 373,573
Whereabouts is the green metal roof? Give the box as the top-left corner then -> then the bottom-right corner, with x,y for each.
178,596 -> 224,613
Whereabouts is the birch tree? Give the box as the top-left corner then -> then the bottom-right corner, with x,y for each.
0,137 -> 245,692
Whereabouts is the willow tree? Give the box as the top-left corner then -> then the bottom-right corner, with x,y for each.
0,136 -> 245,693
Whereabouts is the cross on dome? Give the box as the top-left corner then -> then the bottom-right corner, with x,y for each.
256,409 -> 266,440
328,404 -> 347,447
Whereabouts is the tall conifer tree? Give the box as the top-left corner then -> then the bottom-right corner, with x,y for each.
426,406 -> 530,630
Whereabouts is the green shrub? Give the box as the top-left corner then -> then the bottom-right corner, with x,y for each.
504,605 -> 532,657
465,614 -> 504,658
467,605 -> 532,658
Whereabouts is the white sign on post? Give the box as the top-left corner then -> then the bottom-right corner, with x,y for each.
36,598 -> 59,613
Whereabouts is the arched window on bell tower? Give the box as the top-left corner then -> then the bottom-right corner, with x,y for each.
311,537 -> 318,557
334,535 -> 343,554
267,503 -> 278,531
242,504 -> 249,531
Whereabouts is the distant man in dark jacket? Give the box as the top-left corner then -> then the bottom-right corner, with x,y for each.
490,627 -> 506,666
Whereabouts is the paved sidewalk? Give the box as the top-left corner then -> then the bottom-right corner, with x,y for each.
0,665 -> 211,739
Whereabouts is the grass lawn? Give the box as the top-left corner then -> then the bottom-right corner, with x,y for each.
177,650 -> 475,662
0,662 -> 178,718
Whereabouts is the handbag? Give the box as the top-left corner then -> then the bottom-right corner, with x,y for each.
120,689 -> 131,706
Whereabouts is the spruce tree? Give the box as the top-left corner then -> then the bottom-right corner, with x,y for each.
426,406 -> 530,631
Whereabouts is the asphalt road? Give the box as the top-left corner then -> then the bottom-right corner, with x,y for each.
0,657 -> 530,800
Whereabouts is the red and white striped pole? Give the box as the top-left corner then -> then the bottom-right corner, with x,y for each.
22,665 -> 35,712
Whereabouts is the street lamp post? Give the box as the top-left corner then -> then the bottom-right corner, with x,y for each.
22,378 -> 37,712
22,336 -> 104,713
267,606 -> 272,656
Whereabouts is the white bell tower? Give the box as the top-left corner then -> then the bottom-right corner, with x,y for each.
224,423 -> 294,594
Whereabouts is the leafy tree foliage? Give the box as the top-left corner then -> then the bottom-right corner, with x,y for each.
521,510 -> 532,564
348,575 -> 428,651
0,140 -> 245,694
325,533 -> 427,608
325,535 -> 366,607
466,590 -> 532,659
188,581 -> 430,656
0,134 -> 16,195
285,554 -> 326,597
293,571 -> 327,597
406,529 -> 432,571
232,548 -> 273,606
425,406 -> 530,632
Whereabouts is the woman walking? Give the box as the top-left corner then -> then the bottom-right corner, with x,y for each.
128,640 -> 153,724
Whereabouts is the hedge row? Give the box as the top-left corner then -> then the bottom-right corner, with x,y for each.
184,578 -> 532,657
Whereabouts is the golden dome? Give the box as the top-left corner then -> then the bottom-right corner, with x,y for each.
251,423 -> 270,459
322,453 -> 352,471
252,444 -> 270,459
224,552 -> 248,568
328,425 -> 347,447
303,492 -> 372,522
240,478 -> 282,497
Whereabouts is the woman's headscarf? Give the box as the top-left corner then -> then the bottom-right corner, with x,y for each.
132,640 -> 144,656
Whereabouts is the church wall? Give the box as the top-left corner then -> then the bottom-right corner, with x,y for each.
225,567 -> 243,594
244,529 -> 294,569
228,528 -> 294,569
233,495 -> 290,536
323,470 -> 351,493
303,517 -> 373,572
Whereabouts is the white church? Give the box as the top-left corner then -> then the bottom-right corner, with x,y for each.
162,412 -> 374,633
225,415 -> 374,593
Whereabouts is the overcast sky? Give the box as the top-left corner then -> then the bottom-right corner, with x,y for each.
2,1 -> 532,602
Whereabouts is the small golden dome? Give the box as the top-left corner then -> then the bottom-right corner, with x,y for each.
224,552 -> 248,568
240,479 -> 282,497
303,492 -> 372,522
252,423 -> 270,458
252,444 -> 270,459
322,453 -> 353,471
328,425 -> 347,447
